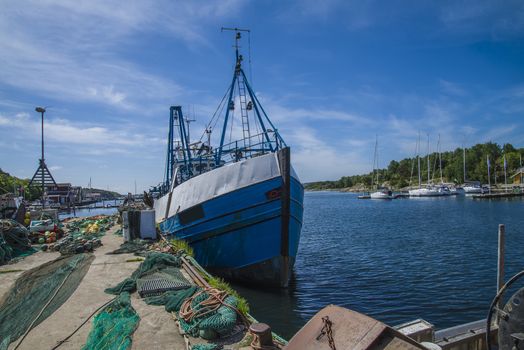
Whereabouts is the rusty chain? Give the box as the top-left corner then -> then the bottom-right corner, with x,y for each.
316,316 -> 336,350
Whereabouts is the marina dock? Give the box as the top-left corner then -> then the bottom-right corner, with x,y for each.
0,214 -> 289,350
471,191 -> 524,199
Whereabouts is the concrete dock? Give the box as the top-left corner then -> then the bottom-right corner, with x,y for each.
1,225 -> 187,350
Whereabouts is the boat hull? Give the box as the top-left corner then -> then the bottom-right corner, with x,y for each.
155,149 -> 304,287
408,188 -> 443,197
370,190 -> 393,199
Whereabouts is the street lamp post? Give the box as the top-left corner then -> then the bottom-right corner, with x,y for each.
28,106 -> 57,209
35,107 -> 46,208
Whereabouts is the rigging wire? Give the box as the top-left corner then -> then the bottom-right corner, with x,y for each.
248,31 -> 253,84
198,84 -> 230,143
229,86 -> 236,146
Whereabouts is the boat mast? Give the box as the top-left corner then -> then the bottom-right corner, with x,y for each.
426,133 -> 430,186
504,154 -> 507,192
373,135 -> 378,189
217,27 -> 277,164
438,134 -> 443,184
417,132 -> 421,188
487,155 -> 491,194
463,145 -> 466,183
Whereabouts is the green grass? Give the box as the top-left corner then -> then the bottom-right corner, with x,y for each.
207,276 -> 250,316
168,238 -> 194,257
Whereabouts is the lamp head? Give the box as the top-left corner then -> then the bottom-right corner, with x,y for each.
35,107 -> 46,113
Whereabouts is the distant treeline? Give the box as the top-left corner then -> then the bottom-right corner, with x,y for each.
0,168 -> 121,200
305,142 -> 524,191
0,168 -> 41,200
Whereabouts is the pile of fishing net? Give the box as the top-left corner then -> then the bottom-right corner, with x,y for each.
104,252 -> 241,341
107,239 -> 150,255
0,219 -> 35,265
176,287 -> 240,340
43,215 -> 117,256
65,215 -> 115,237
105,252 -> 183,294
81,292 -> 139,350
0,253 -> 94,350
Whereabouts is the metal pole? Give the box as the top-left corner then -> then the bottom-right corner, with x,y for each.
504,156 -> 508,193
41,110 -> 44,162
418,133 -> 421,188
463,146 -> 466,183
439,134 -> 443,184
40,109 -> 45,208
427,134 -> 430,186
497,224 -> 505,297
487,155 -> 491,195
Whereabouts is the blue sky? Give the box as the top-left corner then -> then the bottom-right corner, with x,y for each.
1,0 -> 523,193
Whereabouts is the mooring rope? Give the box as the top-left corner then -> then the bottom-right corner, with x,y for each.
179,287 -> 249,326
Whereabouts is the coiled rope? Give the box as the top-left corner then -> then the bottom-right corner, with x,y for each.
179,287 -> 249,327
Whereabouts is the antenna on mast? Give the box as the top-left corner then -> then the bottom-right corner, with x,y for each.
185,104 -> 196,144
221,27 -> 250,67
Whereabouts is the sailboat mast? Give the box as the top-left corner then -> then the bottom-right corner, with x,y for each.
376,136 -> 379,189
438,134 -> 443,184
487,155 -> 491,194
372,135 -> 378,189
427,134 -> 430,186
504,154 -> 507,192
417,133 -> 421,188
463,145 -> 466,183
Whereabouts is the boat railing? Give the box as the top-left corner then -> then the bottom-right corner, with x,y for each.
217,130 -> 284,163
163,131 -> 284,188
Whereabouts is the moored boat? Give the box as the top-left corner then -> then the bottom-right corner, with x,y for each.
369,135 -> 394,199
408,187 -> 442,197
370,188 -> 394,199
463,183 -> 483,194
153,30 -> 303,287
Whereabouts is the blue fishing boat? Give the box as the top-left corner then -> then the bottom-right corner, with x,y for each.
153,29 -> 303,287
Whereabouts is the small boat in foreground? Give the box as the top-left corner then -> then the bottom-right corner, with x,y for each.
153,30 -> 303,287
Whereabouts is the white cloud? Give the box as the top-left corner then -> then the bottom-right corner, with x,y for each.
439,79 -> 468,96
291,128 -> 369,182
438,1 -> 524,38
0,112 -> 162,149
0,0 -> 247,112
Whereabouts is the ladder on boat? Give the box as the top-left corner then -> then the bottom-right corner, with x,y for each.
237,72 -> 251,151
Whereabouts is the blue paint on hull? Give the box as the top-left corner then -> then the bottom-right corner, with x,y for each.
159,175 -> 304,286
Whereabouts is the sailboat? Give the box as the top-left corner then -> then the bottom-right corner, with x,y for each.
462,145 -> 483,194
409,134 -> 442,197
434,134 -> 452,196
153,29 -> 304,287
369,136 -> 394,199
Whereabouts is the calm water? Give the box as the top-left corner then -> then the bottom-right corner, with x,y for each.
234,191 -> 524,339
58,200 -> 121,219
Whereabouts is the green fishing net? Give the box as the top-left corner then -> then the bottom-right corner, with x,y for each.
0,253 -> 94,349
145,286 -> 199,312
105,252 -> 238,339
0,219 -> 35,265
82,292 -> 139,350
178,291 -> 239,338
105,252 -> 182,294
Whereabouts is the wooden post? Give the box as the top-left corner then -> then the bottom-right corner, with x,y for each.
497,224 -> 505,294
